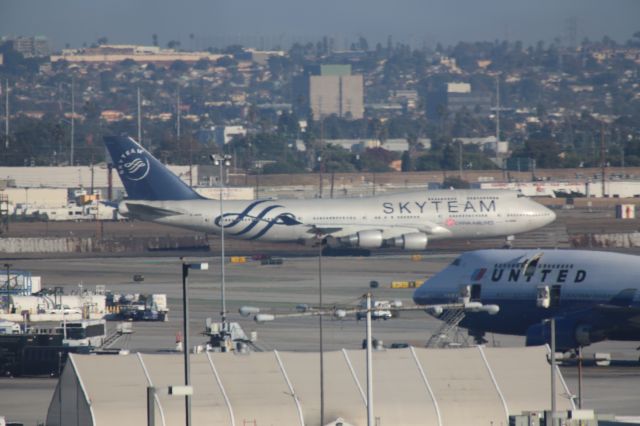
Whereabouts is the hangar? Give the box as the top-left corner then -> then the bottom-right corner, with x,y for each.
46,346 -> 574,425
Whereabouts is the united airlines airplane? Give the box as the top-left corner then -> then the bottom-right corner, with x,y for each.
104,136 -> 555,250
413,249 -> 640,350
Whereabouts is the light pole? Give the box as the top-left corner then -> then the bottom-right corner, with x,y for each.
3,263 -> 9,287
70,75 -> 75,166
318,239 -> 325,425
2,263 -> 11,312
180,258 -> 209,426
317,156 -> 323,198
210,154 -> 232,331
549,317 -> 557,423
365,292 -> 374,426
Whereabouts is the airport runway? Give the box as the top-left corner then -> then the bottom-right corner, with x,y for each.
1,254 -> 640,424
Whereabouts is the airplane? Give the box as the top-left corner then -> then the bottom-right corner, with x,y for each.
413,249 -> 640,351
103,135 -> 556,250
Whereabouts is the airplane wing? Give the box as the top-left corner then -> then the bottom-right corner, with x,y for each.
527,298 -> 640,350
307,220 -> 451,239
125,202 -> 183,220
300,220 -> 453,249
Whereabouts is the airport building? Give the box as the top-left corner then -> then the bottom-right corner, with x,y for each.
50,45 -> 227,65
294,65 -> 364,120
47,346 -> 573,425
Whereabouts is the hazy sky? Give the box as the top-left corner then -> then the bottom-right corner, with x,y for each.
1,0 -> 639,50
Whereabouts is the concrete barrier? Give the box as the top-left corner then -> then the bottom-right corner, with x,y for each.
570,231 -> 640,248
0,236 -> 209,254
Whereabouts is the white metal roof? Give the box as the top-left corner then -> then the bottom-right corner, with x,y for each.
47,346 -> 574,426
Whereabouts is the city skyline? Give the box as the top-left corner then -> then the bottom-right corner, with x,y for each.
1,0 -> 639,50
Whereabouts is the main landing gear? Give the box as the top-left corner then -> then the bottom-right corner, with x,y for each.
502,235 -> 515,249
469,329 -> 488,345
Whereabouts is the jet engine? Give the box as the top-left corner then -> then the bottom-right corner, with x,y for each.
525,317 -> 601,350
390,232 -> 429,250
117,201 -> 130,217
340,230 -> 384,249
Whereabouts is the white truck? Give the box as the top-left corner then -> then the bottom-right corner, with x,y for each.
356,300 -> 393,321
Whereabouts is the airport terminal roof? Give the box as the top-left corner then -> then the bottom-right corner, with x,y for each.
46,345 -> 574,426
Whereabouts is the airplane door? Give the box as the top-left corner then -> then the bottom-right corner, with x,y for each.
550,285 -> 562,307
537,286 -> 550,308
470,284 -> 482,302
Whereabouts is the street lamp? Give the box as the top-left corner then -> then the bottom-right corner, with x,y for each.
209,154 -> 232,331
180,258 -> 209,426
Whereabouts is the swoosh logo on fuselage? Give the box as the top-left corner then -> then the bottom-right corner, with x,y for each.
214,201 -> 302,238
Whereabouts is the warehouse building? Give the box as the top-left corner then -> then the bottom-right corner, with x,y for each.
47,346 -> 573,425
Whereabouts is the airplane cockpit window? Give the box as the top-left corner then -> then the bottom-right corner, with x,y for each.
517,193 -> 526,198
451,258 -> 461,266
524,253 -> 544,276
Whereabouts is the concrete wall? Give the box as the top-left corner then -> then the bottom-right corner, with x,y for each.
0,165 -> 195,189
571,231 -> 640,248
1,188 -> 68,207
0,235 -> 209,254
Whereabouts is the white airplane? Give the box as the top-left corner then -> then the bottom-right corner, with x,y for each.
104,136 -> 556,250
413,249 -> 640,350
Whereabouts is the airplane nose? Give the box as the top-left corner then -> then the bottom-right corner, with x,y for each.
544,206 -> 556,224
412,280 -> 431,304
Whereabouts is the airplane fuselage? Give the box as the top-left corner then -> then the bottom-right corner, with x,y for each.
105,136 -> 555,250
123,189 -> 555,244
413,249 -> 640,347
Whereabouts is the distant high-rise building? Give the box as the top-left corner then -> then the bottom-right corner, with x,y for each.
8,36 -> 50,58
293,64 -> 364,120
426,82 -> 492,119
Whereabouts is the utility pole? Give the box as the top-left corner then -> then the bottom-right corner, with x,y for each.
176,86 -> 181,142
496,75 -> 500,142
600,124 -> 606,198
70,76 -> 75,165
137,87 -> 142,145
458,140 -> 463,179
330,172 -> 335,199
4,79 -> 8,149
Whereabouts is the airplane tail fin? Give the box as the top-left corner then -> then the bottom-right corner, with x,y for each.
103,136 -> 203,201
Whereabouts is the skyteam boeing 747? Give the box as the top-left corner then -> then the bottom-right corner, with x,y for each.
104,136 -> 555,250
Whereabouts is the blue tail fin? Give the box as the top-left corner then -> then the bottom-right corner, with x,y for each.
104,136 -> 203,201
